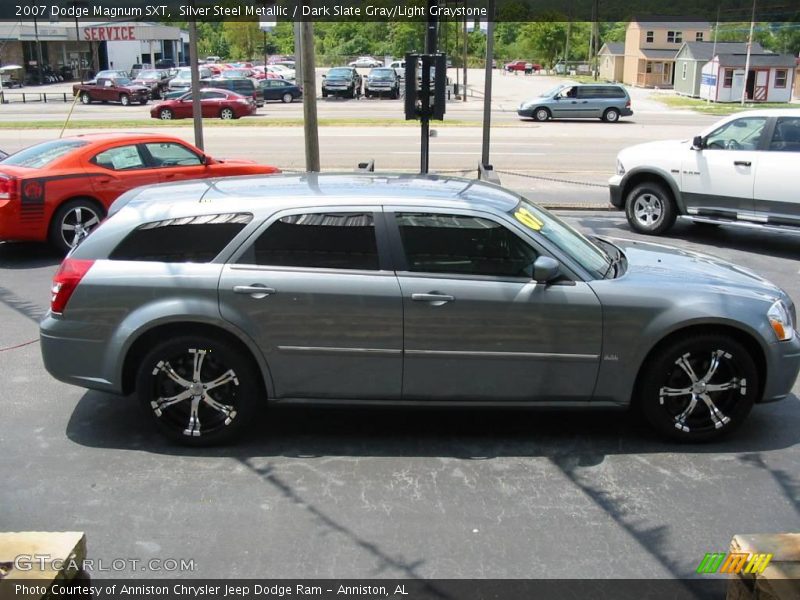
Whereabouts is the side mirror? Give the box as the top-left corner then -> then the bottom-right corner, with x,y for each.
692,135 -> 704,150
533,256 -> 560,283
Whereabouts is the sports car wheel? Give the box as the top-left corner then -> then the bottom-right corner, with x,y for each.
49,199 -> 104,254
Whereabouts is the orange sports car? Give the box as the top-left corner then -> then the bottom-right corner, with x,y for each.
0,133 -> 280,253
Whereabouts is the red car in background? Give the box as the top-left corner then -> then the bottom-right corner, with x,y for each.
505,60 -> 542,72
0,133 -> 279,252
150,89 -> 257,120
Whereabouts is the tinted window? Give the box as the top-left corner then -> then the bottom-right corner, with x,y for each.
110,213 -> 252,262
770,117 -> 800,152
396,213 -> 537,278
93,145 -> 145,170
247,212 -> 379,270
3,140 -> 88,168
143,143 -> 202,167
578,86 -> 625,98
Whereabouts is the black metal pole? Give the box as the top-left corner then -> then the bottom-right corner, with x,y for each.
421,0 -> 438,174
188,18 -> 203,151
481,0 -> 495,168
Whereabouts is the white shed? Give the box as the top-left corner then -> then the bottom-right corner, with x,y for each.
700,52 -> 796,103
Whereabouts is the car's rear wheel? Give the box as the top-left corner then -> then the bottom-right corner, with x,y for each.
625,181 -> 677,235
639,334 -> 758,441
281,92 -> 293,103
220,107 -> 235,120
136,335 -> 259,446
80,92 -> 91,105
159,108 -> 173,120
119,94 -> 130,106
49,199 -> 104,254
534,107 -> 550,122
603,107 -> 620,122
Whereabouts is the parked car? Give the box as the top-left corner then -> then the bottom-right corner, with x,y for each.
155,59 -> 176,70
322,67 -> 362,99
151,89 -> 257,121
266,65 -> 295,81
364,67 -> 400,98
0,133 -> 279,253
39,173 -> 799,445
132,69 -> 171,99
388,60 -> 406,79
610,110 -> 800,235
505,60 -> 541,72
202,77 -> 262,106
258,79 -> 302,103
348,56 -> 382,68
74,77 -> 150,106
168,67 -> 213,91
518,82 -> 632,123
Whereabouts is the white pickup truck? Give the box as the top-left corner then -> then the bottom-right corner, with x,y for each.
609,110 -> 800,235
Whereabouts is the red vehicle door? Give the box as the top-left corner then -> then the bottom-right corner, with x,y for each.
140,140 -> 208,185
200,91 -> 227,118
85,143 -> 162,207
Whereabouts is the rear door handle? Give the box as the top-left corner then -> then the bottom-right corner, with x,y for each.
734,161 -> 752,167
412,293 -> 455,304
233,284 -> 275,298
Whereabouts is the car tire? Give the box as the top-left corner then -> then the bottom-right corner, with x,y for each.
625,181 -> 677,235
159,108 -> 173,120
119,94 -> 130,106
281,92 -> 293,103
49,198 -> 105,254
364,90 -> 371,98
603,108 -> 621,122
322,90 -> 328,98
534,107 -> 550,122
80,92 -> 91,105
638,334 -> 758,442
220,107 -> 235,120
135,335 -> 259,446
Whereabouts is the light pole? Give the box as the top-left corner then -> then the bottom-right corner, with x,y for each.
70,0 -> 88,82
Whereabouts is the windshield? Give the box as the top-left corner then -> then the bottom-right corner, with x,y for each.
540,83 -> 570,97
138,70 -> 159,79
114,78 -> 132,86
370,69 -> 394,80
176,69 -> 192,80
328,68 -> 351,77
509,198 -> 612,279
2,140 -> 88,169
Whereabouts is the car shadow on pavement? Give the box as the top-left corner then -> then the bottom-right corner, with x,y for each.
0,241 -> 62,269
66,389 -> 800,460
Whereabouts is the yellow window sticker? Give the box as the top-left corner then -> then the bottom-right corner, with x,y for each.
514,207 -> 544,231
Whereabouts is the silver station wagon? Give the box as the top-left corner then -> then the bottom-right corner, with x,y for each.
40,175 -> 799,445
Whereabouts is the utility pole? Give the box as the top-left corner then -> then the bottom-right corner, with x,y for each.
480,0 -> 495,170
593,0 -> 600,81
420,0 -> 438,174
293,21 -> 302,85
300,20 -> 319,171
188,18 -> 203,151
741,0 -> 756,105
462,13 -> 468,102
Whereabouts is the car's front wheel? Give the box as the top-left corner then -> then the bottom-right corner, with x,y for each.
625,181 -> 677,235
119,94 -> 130,106
159,108 -> 173,120
534,107 -> 550,122
136,335 -> 259,446
639,334 -> 758,441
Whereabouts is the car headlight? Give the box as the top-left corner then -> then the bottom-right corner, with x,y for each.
768,299 -> 795,341
616,159 -> 625,176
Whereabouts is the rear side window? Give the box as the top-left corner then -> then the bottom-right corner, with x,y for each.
244,212 -> 379,270
3,140 -> 88,168
110,213 -> 252,262
579,86 -> 625,98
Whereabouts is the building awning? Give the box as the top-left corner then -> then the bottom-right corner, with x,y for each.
640,49 -> 679,60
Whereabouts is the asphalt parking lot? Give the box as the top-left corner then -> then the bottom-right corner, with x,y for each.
2,213 -> 798,579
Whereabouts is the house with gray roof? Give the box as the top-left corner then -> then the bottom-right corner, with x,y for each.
598,42 -> 625,82
699,51 -> 796,103
675,41 -> 765,97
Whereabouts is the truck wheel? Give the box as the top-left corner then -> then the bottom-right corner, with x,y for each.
281,92 -> 293,103
119,94 -> 130,106
80,92 -> 91,105
625,181 -> 677,235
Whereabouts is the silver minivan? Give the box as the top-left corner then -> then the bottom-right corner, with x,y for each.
518,83 -> 633,122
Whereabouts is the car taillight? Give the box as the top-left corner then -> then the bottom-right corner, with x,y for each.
626,100 -> 631,108
51,258 -> 94,315
0,174 -> 19,201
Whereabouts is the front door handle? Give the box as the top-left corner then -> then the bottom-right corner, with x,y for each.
734,160 -> 752,167
412,292 -> 455,304
233,284 -> 275,298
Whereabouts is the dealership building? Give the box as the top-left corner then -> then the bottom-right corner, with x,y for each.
0,21 -> 188,81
